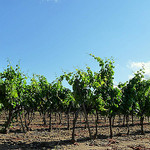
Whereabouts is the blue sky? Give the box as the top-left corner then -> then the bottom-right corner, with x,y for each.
1,0 -> 150,86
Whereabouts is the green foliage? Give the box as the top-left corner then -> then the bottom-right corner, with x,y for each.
0,54 -> 150,136
0,63 -> 27,109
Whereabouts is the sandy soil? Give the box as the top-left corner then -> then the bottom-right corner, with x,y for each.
0,112 -> 150,150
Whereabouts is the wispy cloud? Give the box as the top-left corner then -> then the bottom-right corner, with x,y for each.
128,61 -> 150,79
41,0 -> 59,3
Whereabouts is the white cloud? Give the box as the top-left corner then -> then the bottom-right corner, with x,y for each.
128,61 -> 150,79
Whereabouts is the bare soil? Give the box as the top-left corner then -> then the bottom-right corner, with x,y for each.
0,112 -> 150,150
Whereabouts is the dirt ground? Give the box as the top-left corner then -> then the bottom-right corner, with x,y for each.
0,112 -> 150,150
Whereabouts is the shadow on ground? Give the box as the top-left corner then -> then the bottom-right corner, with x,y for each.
0,137 -> 92,150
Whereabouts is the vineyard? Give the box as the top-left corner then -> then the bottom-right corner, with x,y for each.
0,54 -> 150,149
